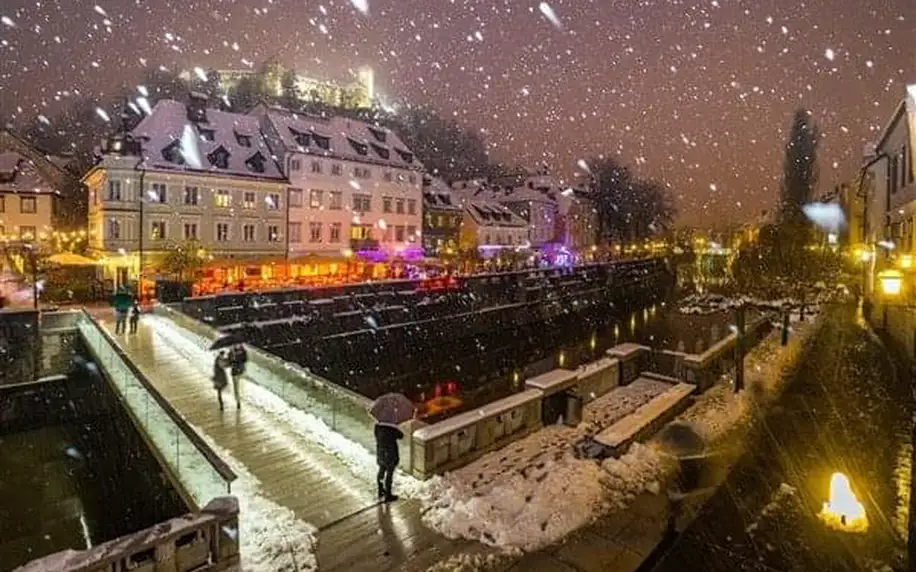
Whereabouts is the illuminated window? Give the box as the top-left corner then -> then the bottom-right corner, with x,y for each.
20,197 -> 37,214
266,193 -> 281,210
310,190 -> 323,209
215,189 -> 232,208
150,221 -> 166,241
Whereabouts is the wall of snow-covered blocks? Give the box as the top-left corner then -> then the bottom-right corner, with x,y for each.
576,356 -> 620,403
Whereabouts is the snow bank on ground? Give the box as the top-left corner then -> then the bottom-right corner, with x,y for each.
146,314 -> 423,497
419,319 -> 822,553
419,380 -> 669,551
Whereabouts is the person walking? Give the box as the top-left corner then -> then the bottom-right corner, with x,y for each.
111,288 -> 132,334
374,422 -> 404,503
213,351 -> 231,411
229,343 -> 247,409
128,300 -> 141,334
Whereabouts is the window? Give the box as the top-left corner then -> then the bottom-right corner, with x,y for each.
243,224 -> 256,242
383,171 -> 393,182
267,193 -> 281,211
246,153 -> 266,173
383,196 -> 393,213
353,166 -> 371,179
310,189 -> 323,209
395,226 -> 405,242
288,222 -> 302,243
396,198 -> 405,214
235,132 -> 252,147
151,221 -> 167,240
290,159 -> 302,172
311,160 -> 322,174
352,194 -> 371,212
107,179 -> 122,201
350,224 -> 371,240
198,128 -> 215,142
19,226 -> 36,239
407,199 -> 417,215
20,197 -> 36,213
309,222 -> 322,243
215,189 -> 232,208
408,173 -> 417,185
243,191 -> 255,209
331,163 -> 343,176
149,183 -> 167,203
348,138 -> 369,155
330,222 -> 341,242
106,218 -> 120,239
216,222 -> 230,242
183,186 -> 200,206
313,135 -> 330,150
290,128 -> 310,147
329,191 -> 343,210
267,225 -> 280,242
183,222 -> 198,240
209,147 -> 230,169
289,188 -> 303,208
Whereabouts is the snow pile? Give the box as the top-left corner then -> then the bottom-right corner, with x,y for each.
191,428 -> 318,572
418,380 -> 669,551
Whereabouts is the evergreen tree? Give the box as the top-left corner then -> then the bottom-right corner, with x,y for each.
780,108 -> 819,227
589,157 -> 675,242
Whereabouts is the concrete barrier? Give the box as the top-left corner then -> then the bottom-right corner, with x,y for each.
16,496 -> 240,572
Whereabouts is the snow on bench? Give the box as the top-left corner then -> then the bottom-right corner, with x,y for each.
593,381 -> 696,456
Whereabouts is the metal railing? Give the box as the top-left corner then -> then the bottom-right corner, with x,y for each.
76,309 -> 237,509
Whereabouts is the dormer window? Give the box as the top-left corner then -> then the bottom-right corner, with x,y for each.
235,132 -> 252,147
348,138 -> 369,156
246,151 -> 266,173
396,149 -> 414,163
371,143 -> 390,160
162,140 -> 185,165
368,126 -> 387,143
208,146 -> 230,169
198,128 -> 215,142
289,127 -> 310,147
313,134 -> 330,150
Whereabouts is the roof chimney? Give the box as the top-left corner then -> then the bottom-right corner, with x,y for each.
187,92 -> 209,123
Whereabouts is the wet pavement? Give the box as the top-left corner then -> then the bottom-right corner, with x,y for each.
654,306 -> 912,571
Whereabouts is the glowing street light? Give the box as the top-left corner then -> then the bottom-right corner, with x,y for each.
878,269 -> 904,297
899,254 -> 913,270
818,472 -> 868,533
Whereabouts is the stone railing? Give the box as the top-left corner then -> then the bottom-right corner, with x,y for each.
155,303 -> 378,454
16,497 -> 240,572
410,343 -> 645,479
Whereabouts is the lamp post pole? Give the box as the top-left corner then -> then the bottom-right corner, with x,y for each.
28,244 -> 37,310
734,303 -> 746,393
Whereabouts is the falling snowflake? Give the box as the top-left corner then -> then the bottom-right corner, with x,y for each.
539,2 -> 562,29
825,48 -> 835,61
1,15 -> 14,27
95,107 -> 111,122
349,0 -> 369,16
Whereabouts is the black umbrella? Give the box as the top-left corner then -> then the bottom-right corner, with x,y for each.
656,421 -> 706,459
209,333 -> 245,351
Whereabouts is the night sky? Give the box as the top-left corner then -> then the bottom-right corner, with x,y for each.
0,0 -> 912,226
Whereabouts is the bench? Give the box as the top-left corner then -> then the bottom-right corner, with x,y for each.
593,381 -> 696,457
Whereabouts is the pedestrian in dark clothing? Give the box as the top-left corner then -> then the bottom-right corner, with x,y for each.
213,352 -> 230,411
111,289 -> 131,334
128,300 -> 141,334
229,344 -> 247,408
375,423 -> 404,502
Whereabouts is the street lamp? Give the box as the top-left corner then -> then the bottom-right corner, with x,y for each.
878,269 -> 904,297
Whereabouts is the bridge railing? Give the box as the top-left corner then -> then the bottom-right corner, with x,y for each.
76,310 -> 237,509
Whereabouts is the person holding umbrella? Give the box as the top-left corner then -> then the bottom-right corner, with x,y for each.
370,393 -> 416,503
212,351 -> 231,411
229,343 -> 247,409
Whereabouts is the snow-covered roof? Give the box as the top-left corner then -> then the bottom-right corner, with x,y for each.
423,177 -> 463,212
130,99 -> 286,181
465,200 -> 527,227
0,152 -> 59,194
254,105 -> 422,170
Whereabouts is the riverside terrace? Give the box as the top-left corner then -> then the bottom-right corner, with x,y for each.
179,258 -> 674,414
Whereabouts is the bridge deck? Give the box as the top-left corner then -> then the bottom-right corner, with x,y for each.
96,313 -> 480,572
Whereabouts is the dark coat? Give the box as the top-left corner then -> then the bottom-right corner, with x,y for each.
375,424 -> 404,468
212,357 -> 229,389
230,346 -> 248,376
